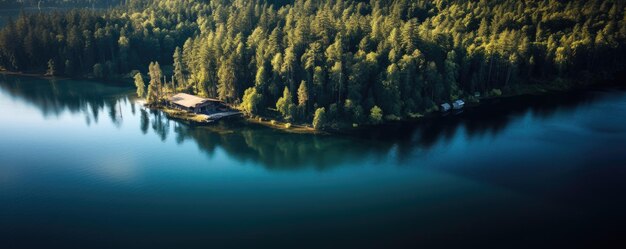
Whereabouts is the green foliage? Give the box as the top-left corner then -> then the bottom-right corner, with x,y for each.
93,63 -> 104,79
217,59 -> 237,102
344,99 -> 364,123
240,87 -> 262,115
370,105 -> 383,124
146,61 -> 163,104
313,107 -> 326,130
276,87 -> 295,120
46,59 -> 55,76
490,89 -> 503,97
297,81 -> 308,107
172,47 -> 184,89
134,73 -> 145,98
1,0 -> 625,126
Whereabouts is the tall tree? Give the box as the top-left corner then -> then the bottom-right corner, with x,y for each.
134,73 -> 145,98
46,59 -> 55,76
276,86 -> 295,119
172,46 -> 184,90
147,61 -> 163,104
297,80 -> 308,107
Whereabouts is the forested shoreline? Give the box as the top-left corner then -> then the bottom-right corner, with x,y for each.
1,0 -> 625,128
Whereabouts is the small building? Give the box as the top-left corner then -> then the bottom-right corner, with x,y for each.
440,103 -> 452,112
168,93 -> 224,114
452,99 -> 465,110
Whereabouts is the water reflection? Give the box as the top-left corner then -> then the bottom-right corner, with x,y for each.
344,89 -> 607,164
0,74 -> 131,126
0,74 -> 620,171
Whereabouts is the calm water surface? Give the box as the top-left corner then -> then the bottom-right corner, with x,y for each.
1,75 -> 625,248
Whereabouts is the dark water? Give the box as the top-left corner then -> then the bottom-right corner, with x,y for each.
1,75 -> 625,248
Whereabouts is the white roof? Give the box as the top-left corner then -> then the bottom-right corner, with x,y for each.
169,93 -> 219,108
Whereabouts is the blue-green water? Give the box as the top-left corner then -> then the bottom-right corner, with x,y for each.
1,75 -> 625,248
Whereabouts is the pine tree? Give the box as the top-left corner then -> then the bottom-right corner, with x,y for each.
312,107 -> 326,129
276,86 -> 294,119
93,63 -> 104,79
444,51 -> 460,100
217,58 -> 237,102
134,73 -> 145,98
173,46 -> 184,90
240,87 -> 262,115
370,105 -> 383,124
297,80 -> 309,107
147,61 -> 163,105
1,0 -> 623,127
46,59 -> 55,76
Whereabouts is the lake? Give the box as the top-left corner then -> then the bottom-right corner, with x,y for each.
1,75 -> 625,248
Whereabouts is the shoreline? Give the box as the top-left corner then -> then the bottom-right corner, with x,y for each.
0,70 -> 131,86
244,116 -> 324,135
4,69 -> 608,135
0,70 -> 67,80
154,104 -> 323,134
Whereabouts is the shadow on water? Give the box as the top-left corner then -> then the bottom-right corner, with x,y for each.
346,89 -> 609,161
0,74 -> 133,126
358,87 -> 626,197
3,74 -> 626,248
1,75 -> 623,172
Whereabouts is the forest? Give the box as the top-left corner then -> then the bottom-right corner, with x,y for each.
0,0 -> 625,128
0,0 -> 122,8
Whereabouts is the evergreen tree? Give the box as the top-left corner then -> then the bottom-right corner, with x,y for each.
93,63 -> 104,79
134,73 -> 145,98
297,80 -> 308,107
276,86 -> 295,119
0,0 -> 623,126
370,105 -> 383,124
46,59 -> 55,76
173,46 -> 184,90
217,59 -> 237,102
147,61 -> 163,105
312,107 -> 326,129
240,87 -> 262,115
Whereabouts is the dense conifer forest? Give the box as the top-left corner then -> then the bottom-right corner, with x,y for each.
0,0 -> 122,8
0,0 -> 625,127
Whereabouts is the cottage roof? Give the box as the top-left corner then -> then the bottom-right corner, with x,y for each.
169,93 -> 220,108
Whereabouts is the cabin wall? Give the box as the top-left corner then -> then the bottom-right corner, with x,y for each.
196,102 -> 223,114
169,99 -> 225,114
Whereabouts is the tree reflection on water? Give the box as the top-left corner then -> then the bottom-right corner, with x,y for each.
0,74 -> 612,170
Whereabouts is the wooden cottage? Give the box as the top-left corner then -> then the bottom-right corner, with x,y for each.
168,93 -> 224,114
